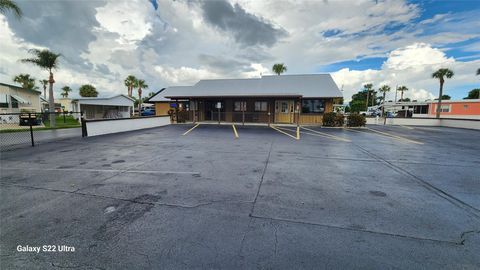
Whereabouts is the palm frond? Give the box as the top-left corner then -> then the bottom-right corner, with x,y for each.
0,0 -> 23,18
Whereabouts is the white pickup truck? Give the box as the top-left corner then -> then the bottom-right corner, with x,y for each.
359,108 -> 381,117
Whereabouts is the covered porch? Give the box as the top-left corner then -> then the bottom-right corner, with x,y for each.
173,97 -> 333,125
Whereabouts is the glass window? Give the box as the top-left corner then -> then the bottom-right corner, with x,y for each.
440,105 -> 450,112
234,101 -> 246,111
281,102 -> 288,113
254,101 -> 268,112
302,99 -> 324,113
11,97 -> 19,108
0,103 -> 8,108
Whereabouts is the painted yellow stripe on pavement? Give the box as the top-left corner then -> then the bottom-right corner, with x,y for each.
366,127 -> 423,145
301,126 -> 351,142
232,124 -> 239,138
271,125 -> 299,140
182,124 -> 200,136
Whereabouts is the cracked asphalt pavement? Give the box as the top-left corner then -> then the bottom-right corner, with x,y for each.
1,124 -> 479,269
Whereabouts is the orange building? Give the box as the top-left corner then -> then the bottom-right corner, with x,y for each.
428,99 -> 480,119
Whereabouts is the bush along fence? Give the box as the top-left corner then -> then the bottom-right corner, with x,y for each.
322,112 -> 366,127
0,111 -> 85,150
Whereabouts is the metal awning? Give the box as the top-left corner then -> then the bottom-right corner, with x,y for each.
11,95 -> 30,104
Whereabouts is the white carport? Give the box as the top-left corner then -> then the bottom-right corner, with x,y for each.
72,95 -> 134,120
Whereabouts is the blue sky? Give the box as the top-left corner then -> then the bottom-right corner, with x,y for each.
0,0 -> 479,102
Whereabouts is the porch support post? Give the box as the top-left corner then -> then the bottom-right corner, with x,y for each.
217,102 -> 220,124
242,103 -> 245,125
194,100 -> 197,123
297,98 -> 301,128
175,99 -> 179,124
297,98 -> 301,140
267,101 -> 271,127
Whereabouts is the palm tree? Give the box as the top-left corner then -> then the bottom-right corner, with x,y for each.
363,83 -> 373,110
0,0 -> 22,18
21,49 -> 61,127
61,86 -> 72,98
272,63 -> 287,75
378,85 -> 391,117
136,79 -> 148,113
124,75 -> 137,97
39,79 -> 48,99
13,73 -> 35,89
397,86 -> 408,101
432,68 -> 454,119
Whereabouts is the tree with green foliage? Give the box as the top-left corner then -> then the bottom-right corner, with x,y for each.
441,94 -> 451,100
21,49 -> 61,127
432,68 -> 454,118
39,79 -> 48,99
397,86 -> 408,102
464,89 -> 479,99
378,85 -> 391,117
0,0 -> 22,18
124,75 -> 137,97
13,73 -> 36,90
272,63 -> 287,75
79,84 -> 98,97
136,79 -> 148,112
363,83 -> 373,109
61,86 -> 72,98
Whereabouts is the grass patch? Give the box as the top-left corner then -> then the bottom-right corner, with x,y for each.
0,115 -> 81,133
43,115 -> 81,128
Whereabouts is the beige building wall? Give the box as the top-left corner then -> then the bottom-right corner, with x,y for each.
58,98 -> 75,111
0,84 -> 41,113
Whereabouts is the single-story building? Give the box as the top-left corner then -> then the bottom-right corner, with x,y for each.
71,95 -> 135,120
144,88 -> 189,116
148,74 -> 343,125
381,99 -> 480,119
40,96 -> 63,112
428,99 -> 480,119
0,82 -> 42,114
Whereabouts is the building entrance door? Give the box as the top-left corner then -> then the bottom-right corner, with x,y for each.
275,100 -> 294,123
205,100 -> 225,121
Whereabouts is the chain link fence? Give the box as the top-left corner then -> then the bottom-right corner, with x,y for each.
0,111 -> 85,151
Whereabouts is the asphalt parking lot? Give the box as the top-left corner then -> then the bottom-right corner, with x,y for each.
1,124 -> 479,269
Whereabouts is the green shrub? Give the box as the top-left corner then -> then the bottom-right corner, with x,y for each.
323,112 -> 344,127
347,113 -> 366,127
335,113 -> 345,126
322,112 -> 337,127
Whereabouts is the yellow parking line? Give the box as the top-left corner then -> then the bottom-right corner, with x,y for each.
182,124 -> 200,136
271,125 -> 299,140
365,127 -> 423,145
232,124 -> 239,139
301,126 -> 351,142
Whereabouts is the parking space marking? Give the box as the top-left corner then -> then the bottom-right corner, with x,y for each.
232,124 -> 239,139
271,125 -> 299,140
301,126 -> 351,142
365,127 -> 423,145
182,123 -> 200,136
